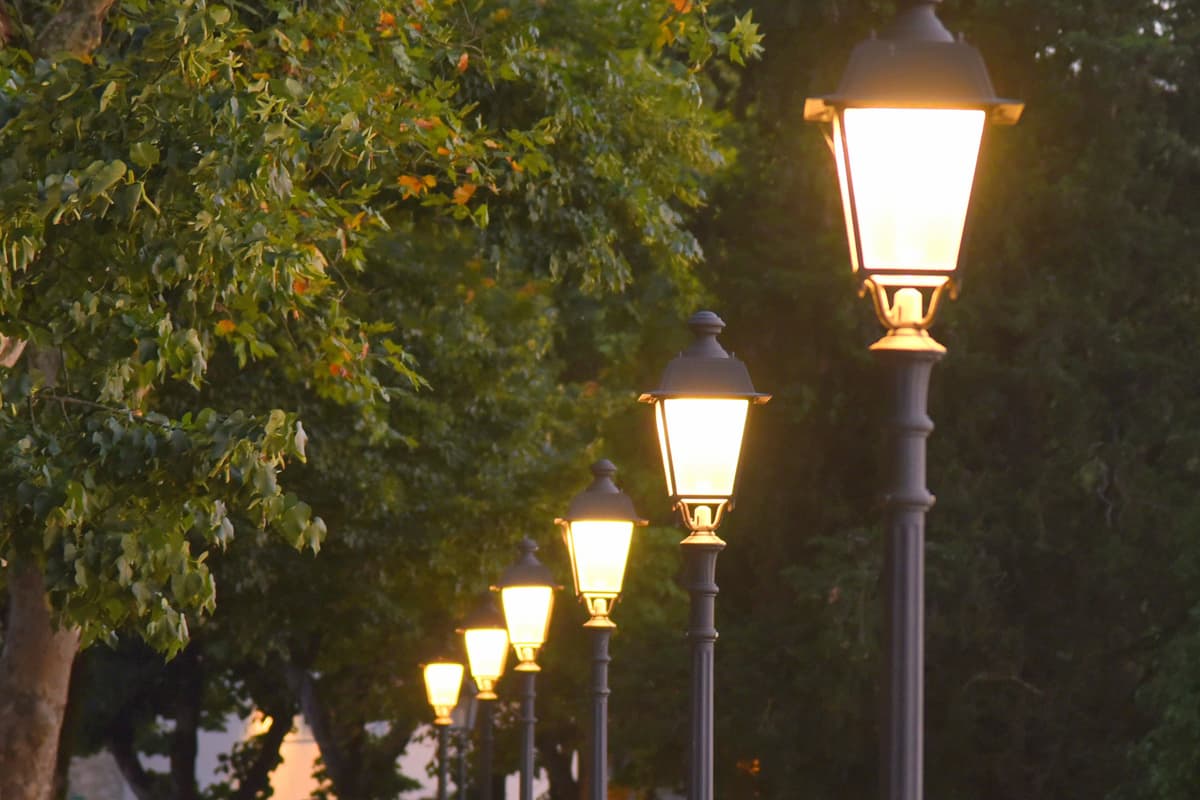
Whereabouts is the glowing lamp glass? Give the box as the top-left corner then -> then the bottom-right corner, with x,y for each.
501,585 -> 554,661
423,662 -> 464,726
463,628 -> 508,691
564,520 -> 634,601
656,397 -> 749,502
836,107 -> 985,282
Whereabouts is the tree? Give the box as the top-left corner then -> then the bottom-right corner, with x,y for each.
0,0 -> 762,797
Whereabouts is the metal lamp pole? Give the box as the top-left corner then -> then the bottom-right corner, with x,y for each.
876,343 -> 941,800
682,527 -> 723,800
437,726 -> 450,800
589,627 -> 612,800
519,671 -> 536,800
479,699 -> 495,800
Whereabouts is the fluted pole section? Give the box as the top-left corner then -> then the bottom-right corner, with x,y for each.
875,347 -> 942,800
519,672 -> 536,800
589,627 -> 612,800
438,726 -> 450,800
479,700 -> 494,800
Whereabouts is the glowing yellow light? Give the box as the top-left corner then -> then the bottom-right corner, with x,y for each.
245,711 -> 274,738
423,662 -> 464,725
464,628 -> 508,688
655,403 -> 675,497
564,520 -> 634,601
841,107 -> 985,277
657,398 -> 749,501
832,115 -> 860,274
501,585 -> 554,665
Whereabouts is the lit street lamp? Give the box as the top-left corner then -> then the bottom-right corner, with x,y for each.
640,311 -> 770,800
423,660 -> 465,800
804,3 -> 1022,800
557,459 -> 647,800
458,593 -> 510,800
493,537 -> 558,800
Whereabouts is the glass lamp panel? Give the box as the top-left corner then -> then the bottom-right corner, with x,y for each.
654,402 -> 676,497
831,114 -> 860,274
660,398 -> 750,501
464,628 -> 509,682
500,585 -> 554,648
842,107 -> 985,274
566,520 -> 634,599
423,663 -> 464,710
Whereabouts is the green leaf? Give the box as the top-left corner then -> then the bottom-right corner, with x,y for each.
130,142 -> 160,169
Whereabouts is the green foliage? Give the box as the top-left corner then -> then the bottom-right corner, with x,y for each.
0,0 -> 764,795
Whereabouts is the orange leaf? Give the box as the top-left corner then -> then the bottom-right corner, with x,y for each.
293,278 -> 309,295
378,10 -> 397,27
437,146 -> 451,156
453,183 -> 478,205
397,174 -> 424,196
668,0 -> 692,12
421,174 -> 438,188
216,319 -> 236,335
457,52 -> 470,73
415,117 -> 439,130
507,157 -> 524,173
483,138 -> 501,149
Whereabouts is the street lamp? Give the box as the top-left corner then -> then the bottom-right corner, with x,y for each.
493,537 -> 558,800
557,459 -> 647,800
458,593 -> 510,800
804,3 -> 1022,800
639,310 -> 769,800
423,660 -> 464,800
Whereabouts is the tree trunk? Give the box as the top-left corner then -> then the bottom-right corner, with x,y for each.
0,5 -> 116,800
0,566 -> 82,800
170,647 -> 202,800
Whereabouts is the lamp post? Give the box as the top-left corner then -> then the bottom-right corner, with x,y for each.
557,459 -> 647,800
423,660 -> 465,800
458,593 -> 510,800
640,311 -> 770,800
450,681 -> 478,800
804,4 -> 1022,800
493,538 -> 558,800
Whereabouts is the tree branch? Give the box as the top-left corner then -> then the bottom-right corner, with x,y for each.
230,710 -> 294,800
35,0 -> 116,58
169,648 -> 202,800
285,662 -> 357,796
106,716 -> 158,800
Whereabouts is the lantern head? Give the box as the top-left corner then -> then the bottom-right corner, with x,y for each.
804,0 -> 1023,345
423,660 -> 465,726
492,537 -> 558,672
639,311 -> 770,533
457,593 -> 510,699
556,459 -> 647,628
